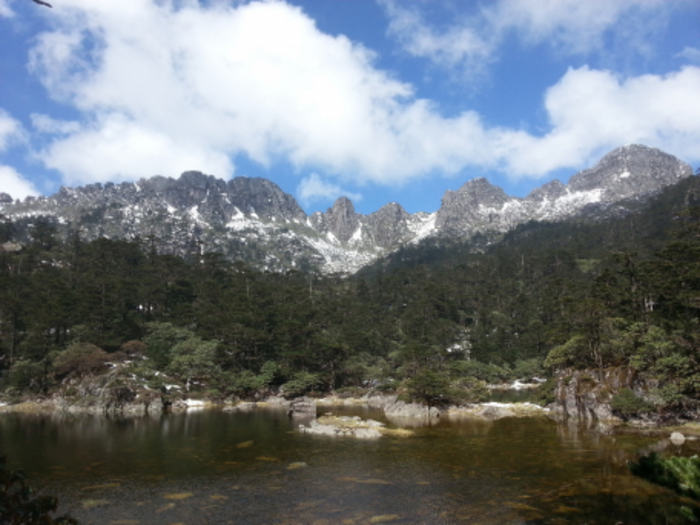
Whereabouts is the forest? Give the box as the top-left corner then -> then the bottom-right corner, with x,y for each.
1,175 -> 699,413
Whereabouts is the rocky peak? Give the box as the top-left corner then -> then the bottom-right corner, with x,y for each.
325,196 -> 359,243
448,177 -> 512,208
436,178 -> 518,236
0,193 -> 12,204
366,202 -> 411,248
568,144 -> 692,202
226,177 -> 306,221
525,180 -> 566,203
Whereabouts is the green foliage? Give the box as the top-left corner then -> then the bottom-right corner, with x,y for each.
280,371 -> 322,398
534,377 -> 557,407
5,361 -> 46,394
143,322 -> 196,369
3,183 -> 700,408
449,376 -> 491,404
512,358 -> 544,381
52,342 -> 109,379
229,362 -> 279,398
0,455 -> 79,524
167,337 -> 221,392
544,335 -> 587,370
611,388 -> 654,418
407,369 -> 452,408
448,360 -> 512,384
630,453 -> 700,519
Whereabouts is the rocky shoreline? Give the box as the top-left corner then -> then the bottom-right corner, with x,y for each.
0,391 -> 549,423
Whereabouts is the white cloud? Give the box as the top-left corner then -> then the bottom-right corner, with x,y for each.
0,109 -> 38,200
40,113 -> 233,185
678,46 -> 700,64
20,0 -> 700,193
380,0 -> 494,72
297,173 -> 362,207
0,0 -> 13,18
382,0 -> 666,70
0,109 -> 23,151
31,114 -> 81,135
0,165 -> 39,200
494,66 -> 700,176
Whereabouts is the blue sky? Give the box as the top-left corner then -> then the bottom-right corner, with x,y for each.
1,0 -> 699,215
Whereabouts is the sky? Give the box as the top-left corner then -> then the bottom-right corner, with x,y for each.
0,0 -> 699,216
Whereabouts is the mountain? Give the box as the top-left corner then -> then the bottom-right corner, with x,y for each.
0,144 -> 693,273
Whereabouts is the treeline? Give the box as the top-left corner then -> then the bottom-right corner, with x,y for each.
1,176 -> 699,409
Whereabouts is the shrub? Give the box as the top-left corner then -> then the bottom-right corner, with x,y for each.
629,453 -> 700,520
119,340 -> 147,359
450,377 -> 491,404
611,388 -> 654,418
280,371 -> 322,398
6,360 -> 46,393
0,455 -> 79,524
535,377 -> 557,407
52,343 -> 109,379
512,358 -> 544,382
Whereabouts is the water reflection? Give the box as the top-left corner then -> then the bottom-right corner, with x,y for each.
1,408 -> 698,524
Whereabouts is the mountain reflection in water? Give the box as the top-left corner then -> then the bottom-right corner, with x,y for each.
0,407 -> 697,524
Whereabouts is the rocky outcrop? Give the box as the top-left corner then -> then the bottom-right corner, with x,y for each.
551,367 -> 661,423
288,396 -> 317,417
384,400 -> 440,419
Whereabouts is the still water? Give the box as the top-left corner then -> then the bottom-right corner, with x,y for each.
0,406 -> 697,524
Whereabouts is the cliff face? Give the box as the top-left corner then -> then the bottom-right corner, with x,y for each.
550,367 -> 684,426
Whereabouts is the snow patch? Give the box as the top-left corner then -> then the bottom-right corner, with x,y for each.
409,212 -> 436,243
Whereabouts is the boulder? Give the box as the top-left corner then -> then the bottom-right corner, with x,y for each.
288,396 -> 317,417
670,432 -> 686,445
384,400 -> 439,419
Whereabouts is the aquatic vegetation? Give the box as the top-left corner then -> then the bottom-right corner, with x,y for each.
162,492 -> 193,500
0,455 -> 79,524
80,499 -> 109,509
368,515 -> 401,523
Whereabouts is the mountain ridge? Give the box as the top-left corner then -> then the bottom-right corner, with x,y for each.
0,144 -> 693,273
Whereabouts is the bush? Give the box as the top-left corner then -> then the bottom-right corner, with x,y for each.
119,340 -> 147,359
6,361 -> 46,393
52,343 -> 109,379
449,360 -> 512,384
611,388 -> 654,418
0,455 -> 79,524
280,371 -> 322,398
450,377 -> 491,404
534,377 -> 557,407
512,358 -> 544,382
407,369 -> 452,408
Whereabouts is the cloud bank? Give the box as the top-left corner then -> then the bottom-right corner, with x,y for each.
0,109 -> 38,200
298,173 -> 362,208
21,0 -> 700,200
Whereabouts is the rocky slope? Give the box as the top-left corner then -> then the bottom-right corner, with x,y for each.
0,144 -> 693,273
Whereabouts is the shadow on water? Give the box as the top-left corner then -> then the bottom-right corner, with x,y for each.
1,407 -> 698,524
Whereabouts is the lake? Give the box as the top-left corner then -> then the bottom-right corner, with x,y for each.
0,405 -> 696,524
